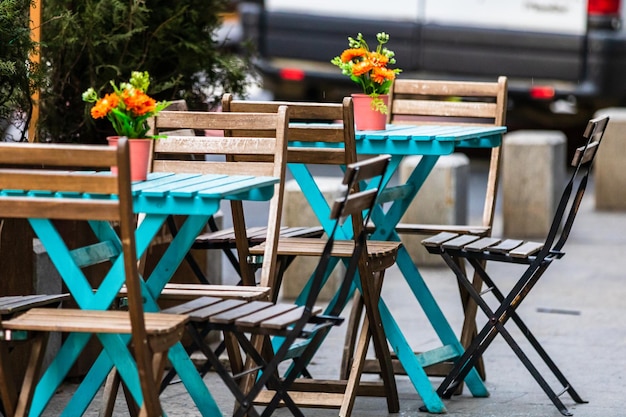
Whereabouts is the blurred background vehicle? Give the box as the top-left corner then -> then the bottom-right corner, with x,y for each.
232,0 -> 625,135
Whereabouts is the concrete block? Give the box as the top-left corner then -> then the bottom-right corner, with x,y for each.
502,130 -> 566,238
280,178 -> 345,300
594,108 -> 626,210
399,154 -> 469,267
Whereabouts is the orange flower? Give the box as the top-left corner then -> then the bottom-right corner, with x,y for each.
124,90 -> 157,116
352,60 -> 374,77
371,66 -> 396,84
369,52 -> 389,67
90,93 -> 119,119
341,48 -> 367,62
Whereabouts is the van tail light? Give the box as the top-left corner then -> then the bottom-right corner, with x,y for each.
588,0 -> 621,15
279,68 -> 305,81
530,86 -> 555,100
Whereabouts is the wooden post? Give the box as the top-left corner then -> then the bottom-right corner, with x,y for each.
28,0 -> 42,142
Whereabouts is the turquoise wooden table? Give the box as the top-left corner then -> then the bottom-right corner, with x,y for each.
288,123 -> 506,413
25,172 -> 279,417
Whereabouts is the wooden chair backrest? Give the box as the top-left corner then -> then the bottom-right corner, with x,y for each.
222,94 -> 357,166
149,107 -> 290,287
0,140 -> 161,412
307,154 -> 391,313
388,76 -> 508,230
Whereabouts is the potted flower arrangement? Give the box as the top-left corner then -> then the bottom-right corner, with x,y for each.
82,71 -> 170,180
331,32 -> 401,130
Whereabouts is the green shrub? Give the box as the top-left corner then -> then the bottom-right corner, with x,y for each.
0,0 -> 45,142
37,0 -> 254,142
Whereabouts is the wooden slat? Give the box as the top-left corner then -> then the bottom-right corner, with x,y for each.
261,306 -> 323,329
3,309 -> 187,334
209,301 -> 274,324
421,232 -> 459,247
235,303 -> 299,327
509,241 -> 544,258
154,136 -> 277,155
151,160 -> 274,177
463,237 -> 502,252
487,239 -> 524,254
0,143 -> 117,167
0,198 -> 120,221
441,234 -> 481,250
0,295 -> 68,315
253,390 -> 345,408
392,99 -> 497,119
249,238 -> 400,259
182,299 -> 246,321
392,79 -> 501,97
0,171 -> 118,194
154,111 -> 282,131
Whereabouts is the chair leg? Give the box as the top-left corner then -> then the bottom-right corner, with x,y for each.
99,369 -> 122,417
360,270 -> 399,413
439,253 -> 584,416
13,333 -> 48,417
456,257 -> 486,381
340,291 -> 364,380
0,341 -> 18,417
340,314 -> 371,417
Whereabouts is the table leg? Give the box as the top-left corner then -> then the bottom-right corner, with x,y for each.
392,247 -> 488,397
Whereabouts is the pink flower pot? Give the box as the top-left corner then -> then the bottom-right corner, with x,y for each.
352,93 -> 388,131
106,136 -> 152,181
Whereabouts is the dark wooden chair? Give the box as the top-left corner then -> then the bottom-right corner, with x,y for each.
164,154 -> 397,417
422,115 -> 609,416
0,139 -> 188,417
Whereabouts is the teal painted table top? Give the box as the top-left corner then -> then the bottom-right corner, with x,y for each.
19,172 -> 278,417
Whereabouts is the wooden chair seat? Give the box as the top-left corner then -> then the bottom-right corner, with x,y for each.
249,238 -> 401,273
193,226 -> 324,248
422,233 -> 544,261
0,295 -> 69,317
4,309 -> 186,341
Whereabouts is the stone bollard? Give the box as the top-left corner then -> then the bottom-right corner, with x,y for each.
502,130 -> 566,238
280,178 -> 344,300
594,108 -> 626,210
399,154 -> 469,267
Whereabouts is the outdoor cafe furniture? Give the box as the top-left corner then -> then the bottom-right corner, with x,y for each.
223,96 -> 400,416
422,115 -> 609,416
0,139 -> 189,416
1,138 -> 282,416
145,103 -> 398,417
166,155 -> 393,417
259,121 -> 504,413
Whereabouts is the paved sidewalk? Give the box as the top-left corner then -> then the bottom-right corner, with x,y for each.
44,179 -> 626,416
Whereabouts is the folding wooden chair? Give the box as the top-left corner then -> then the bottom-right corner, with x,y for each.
223,96 -> 400,413
165,154 -> 395,417
350,76 -> 508,380
422,115 -> 609,416
0,139 -> 188,417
